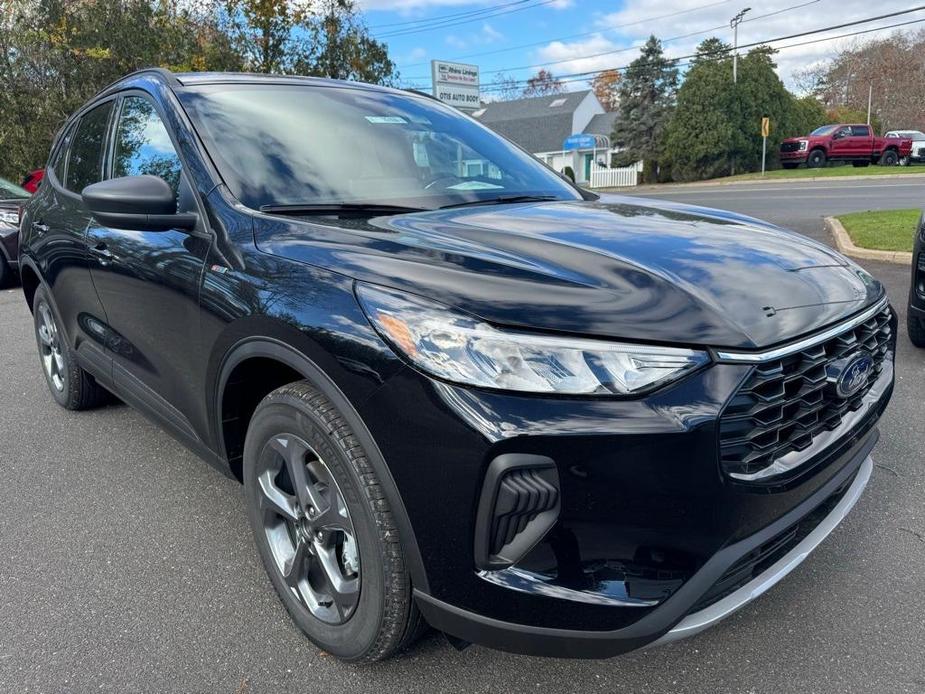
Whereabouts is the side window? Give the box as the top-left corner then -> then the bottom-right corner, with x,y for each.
66,101 -> 114,193
112,96 -> 182,194
852,125 -> 871,137
48,121 -> 77,182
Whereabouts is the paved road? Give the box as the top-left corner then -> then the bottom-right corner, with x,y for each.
2,177 -> 924,693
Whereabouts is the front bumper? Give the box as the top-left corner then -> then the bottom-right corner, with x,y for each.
355,306 -> 895,657
779,150 -> 807,162
414,440 -> 875,657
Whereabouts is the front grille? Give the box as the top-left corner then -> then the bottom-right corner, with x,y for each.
719,304 -> 893,480
780,142 -> 802,153
689,470 -> 856,614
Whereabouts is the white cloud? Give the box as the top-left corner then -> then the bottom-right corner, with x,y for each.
443,22 -> 505,50
532,0 -> 922,89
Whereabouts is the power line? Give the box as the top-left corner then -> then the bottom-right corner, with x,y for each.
374,0 -> 561,39
396,0 -> 738,69
425,4 -> 925,85
474,14 -> 925,93
399,0 -> 823,83
370,0 -> 534,30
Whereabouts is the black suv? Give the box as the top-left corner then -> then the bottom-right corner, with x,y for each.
20,69 -> 894,661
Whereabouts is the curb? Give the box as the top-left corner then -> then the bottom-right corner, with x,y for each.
615,171 -> 925,193
824,216 -> 913,265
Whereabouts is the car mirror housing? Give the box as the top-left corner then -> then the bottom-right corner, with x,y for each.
82,175 -> 196,232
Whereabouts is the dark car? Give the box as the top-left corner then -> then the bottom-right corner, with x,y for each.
0,177 -> 30,286
19,69 -> 895,662
907,212 -> 925,347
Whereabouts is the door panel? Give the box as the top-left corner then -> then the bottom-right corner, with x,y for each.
31,102 -> 114,368
87,94 -> 210,432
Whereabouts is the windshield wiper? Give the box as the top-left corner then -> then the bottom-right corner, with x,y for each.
439,195 -> 560,210
259,202 -> 428,216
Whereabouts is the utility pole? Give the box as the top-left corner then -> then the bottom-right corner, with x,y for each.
730,7 -> 751,84
866,83 -> 872,125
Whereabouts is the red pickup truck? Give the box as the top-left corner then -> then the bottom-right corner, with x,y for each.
779,124 -> 913,169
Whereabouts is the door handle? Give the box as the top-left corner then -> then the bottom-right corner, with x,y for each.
32,221 -> 49,235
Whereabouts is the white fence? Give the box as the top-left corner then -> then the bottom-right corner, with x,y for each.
589,164 -> 639,189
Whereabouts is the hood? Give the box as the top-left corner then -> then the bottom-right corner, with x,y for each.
254,196 -> 883,350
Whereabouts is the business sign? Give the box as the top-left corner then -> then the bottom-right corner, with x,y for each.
431,60 -> 481,111
563,134 -> 598,151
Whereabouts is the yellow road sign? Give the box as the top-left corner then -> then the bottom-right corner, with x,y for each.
761,117 -> 770,137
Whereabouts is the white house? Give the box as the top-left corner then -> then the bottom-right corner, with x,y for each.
471,90 -> 628,185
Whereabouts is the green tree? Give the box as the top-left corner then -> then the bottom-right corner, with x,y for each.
226,0 -> 310,74
298,0 -> 397,84
612,36 -> 679,182
0,0 -> 244,180
665,42 -> 825,181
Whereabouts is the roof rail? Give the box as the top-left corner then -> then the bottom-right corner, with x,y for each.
97,66 -> 180,96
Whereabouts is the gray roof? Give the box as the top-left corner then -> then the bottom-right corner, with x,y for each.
473,90 -> 591,153
583,111 -> 618,139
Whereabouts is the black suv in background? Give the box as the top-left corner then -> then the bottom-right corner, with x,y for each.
20,69 -> 894,661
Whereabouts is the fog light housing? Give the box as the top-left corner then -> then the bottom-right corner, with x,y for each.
474,454 -> 560,570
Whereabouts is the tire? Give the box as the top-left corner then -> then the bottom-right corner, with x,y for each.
33,285 -> 109,410
782,163 -> 799,170
879,149 -> 899,166
243,380 -> 424,662
900,156 -> 910,166
807,149 -> 827,168
0,255 -> 9,288
909,311 -> 925,348
852,161 -> 870,168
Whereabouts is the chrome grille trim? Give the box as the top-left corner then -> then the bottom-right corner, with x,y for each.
715,297 -> 890,364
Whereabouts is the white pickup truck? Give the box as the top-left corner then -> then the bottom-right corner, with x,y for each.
886,130 -> 925,165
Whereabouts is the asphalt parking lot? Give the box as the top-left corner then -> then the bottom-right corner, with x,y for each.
1,177 -> 924,693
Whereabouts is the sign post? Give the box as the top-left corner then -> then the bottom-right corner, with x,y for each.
761,117 -> 770,176
431,60 -> 480,111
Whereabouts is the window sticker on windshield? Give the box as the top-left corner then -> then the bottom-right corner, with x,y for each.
447,181 -> 505,190
365,116 -> 408,124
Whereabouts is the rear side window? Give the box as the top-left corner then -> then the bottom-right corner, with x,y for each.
851,125 -> 871,137
66,101 -> 113,193
112,96 -> 182,194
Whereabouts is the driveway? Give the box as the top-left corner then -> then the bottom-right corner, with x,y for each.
1,177 -> 924,692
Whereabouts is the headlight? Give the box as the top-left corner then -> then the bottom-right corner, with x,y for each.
357,284 -> 709,396
798,140 -> 808,151
0,209 -> 18,227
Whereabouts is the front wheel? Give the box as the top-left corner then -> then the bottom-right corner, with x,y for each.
807,149 -> 827,168
243,381 -> 423,662
879,150 -> 899,166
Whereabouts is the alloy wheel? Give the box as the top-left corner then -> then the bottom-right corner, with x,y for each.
256,433 -> 360,625
37,303 -> 66,392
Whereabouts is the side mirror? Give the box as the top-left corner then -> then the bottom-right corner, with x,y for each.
82,175 -> 197,232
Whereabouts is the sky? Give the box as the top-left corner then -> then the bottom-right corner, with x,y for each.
357,0 -> 925,96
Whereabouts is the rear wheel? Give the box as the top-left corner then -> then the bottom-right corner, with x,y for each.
33,286 -> 108,410
807,149 -> 827,168
879,149 -> 899,166
243,381 -> 423,662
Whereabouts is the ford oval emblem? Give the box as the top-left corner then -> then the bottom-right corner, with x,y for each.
829,352 -> 874,399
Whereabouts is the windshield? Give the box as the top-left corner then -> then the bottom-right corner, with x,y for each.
0,178 -> 30,201
178,83 -> 581,211
810,125 -> 838,136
